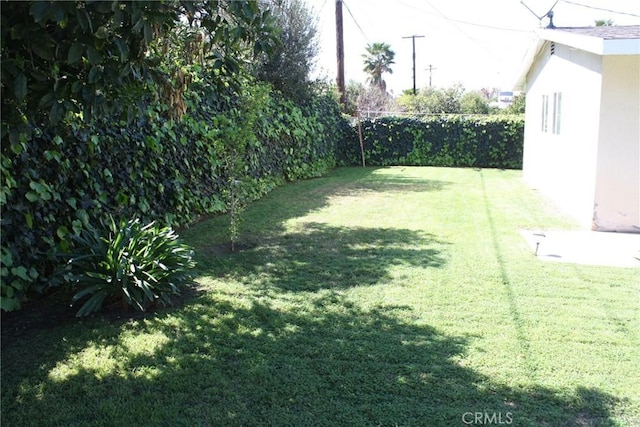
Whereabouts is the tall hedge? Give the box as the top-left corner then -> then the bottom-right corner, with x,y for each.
337,115 -> 524,169
0,83 -> 347,311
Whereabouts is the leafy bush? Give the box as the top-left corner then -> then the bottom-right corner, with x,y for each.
0,1 -> 276,137
0,0 -> 349,313
0,81 -> 349,311
337,115 -> 524,169
67,217 -> 196,317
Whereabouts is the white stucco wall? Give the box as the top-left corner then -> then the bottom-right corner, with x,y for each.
592,55 -> 640,232
522,42 -> 602,227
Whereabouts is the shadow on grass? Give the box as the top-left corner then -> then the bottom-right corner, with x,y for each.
343,169 -> 451,195
182,166 -> 452,247
199,222 -> 448,292
0,168 -> 628,425
1,292 -> 624,426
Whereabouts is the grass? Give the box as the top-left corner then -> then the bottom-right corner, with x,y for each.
2,166 -> 639,426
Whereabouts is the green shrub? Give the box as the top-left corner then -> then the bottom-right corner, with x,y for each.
0,81 -> 349,312
67,217 -> 196,317
337,115 -> 524,169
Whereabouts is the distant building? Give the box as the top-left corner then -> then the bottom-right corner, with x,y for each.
514,25 -> 640,232
497,91 -> 514,109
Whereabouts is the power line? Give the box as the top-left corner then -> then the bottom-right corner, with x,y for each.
559,0 -> 640,18
342,0 -> 369,42
446,17 -> 535,33
396,0 -> 534,33
423,0 -> 513,66
318,0 -> 329,14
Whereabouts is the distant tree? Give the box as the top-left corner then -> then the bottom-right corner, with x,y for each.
595,19 -> 614,26
460,91 -> 491,114
344,80 -> 365,116
434,83 -> 464,114
357,87 -> 396,117
480,87 -> 499,101
344,80 -> 395,117
397,83 -> 499,115
503,93 -> 526,114
398,83 -> 465,114
362,42 -> 395,92
255,0 -> 319,103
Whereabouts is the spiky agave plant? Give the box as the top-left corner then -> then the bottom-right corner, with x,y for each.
68,217 -> 196,316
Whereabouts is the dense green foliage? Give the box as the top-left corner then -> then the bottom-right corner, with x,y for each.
68,217 -> 196,316
338,115 -> 524,169
0,81 -> 346,311
0,0 -> 350,312
0,0 -> 275,133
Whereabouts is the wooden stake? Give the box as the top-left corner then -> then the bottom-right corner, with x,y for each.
356,111 -> 366,167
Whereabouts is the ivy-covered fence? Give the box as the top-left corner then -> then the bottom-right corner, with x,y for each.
2,102 -> 524,311
337,115 -> 524,169
0,84 -> 347,311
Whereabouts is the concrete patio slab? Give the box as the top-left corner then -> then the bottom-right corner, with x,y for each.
520,229 -> 640,268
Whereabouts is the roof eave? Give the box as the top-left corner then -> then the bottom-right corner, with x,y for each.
512,27 -> 640,91
539,28 -> 640,55
513,37 -> 546,92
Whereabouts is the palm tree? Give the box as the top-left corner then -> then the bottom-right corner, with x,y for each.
362,42 -> 395,92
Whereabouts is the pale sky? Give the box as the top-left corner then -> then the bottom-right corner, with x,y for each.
306,0 -> 640,94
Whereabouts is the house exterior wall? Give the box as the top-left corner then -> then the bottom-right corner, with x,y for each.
522,42 -> 602,227
592,55 -> 640,232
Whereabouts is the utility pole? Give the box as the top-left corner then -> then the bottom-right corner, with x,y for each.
336,0 -> 346,109
402,35 -> 424,95
425,64 -> 437,87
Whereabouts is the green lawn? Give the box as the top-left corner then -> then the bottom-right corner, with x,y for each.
2,167 -> 639,426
